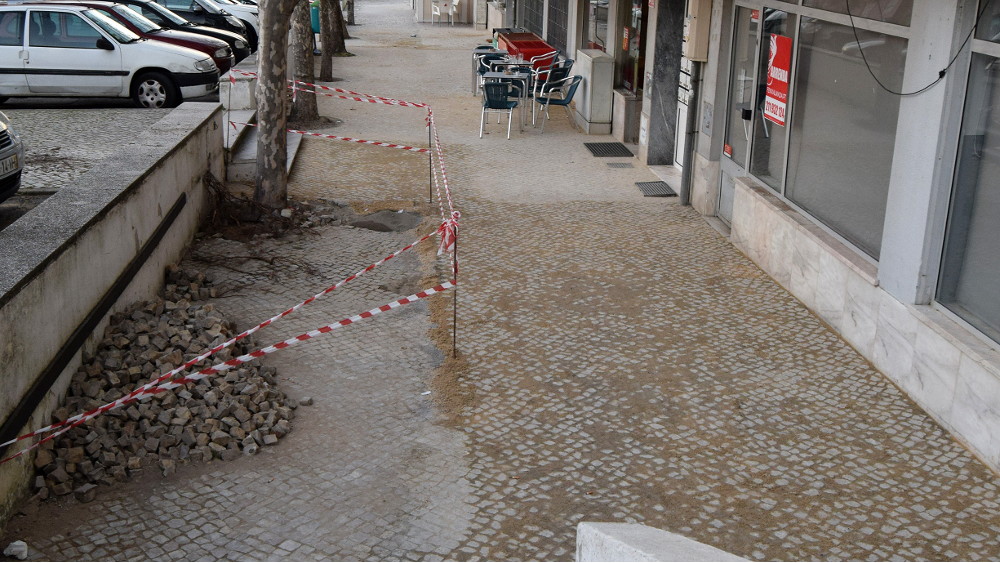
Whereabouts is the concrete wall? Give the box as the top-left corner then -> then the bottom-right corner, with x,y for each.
730,178 -> 1000,472
0,103 -> 224,525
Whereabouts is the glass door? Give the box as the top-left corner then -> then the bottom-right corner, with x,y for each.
719,6 -> 760,223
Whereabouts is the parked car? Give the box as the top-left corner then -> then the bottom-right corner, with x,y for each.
0,4 -> 219,107
36,1 -> 235,72
153,0 -> 251,49
0,111 -> 24,205
113,0 -> 250,62
205,0 -> 256,52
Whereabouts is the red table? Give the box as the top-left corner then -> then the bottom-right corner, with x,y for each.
496,31 -> 556,70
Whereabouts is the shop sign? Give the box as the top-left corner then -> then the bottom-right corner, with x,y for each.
763,34 -> 792,127
751,9 -> 760,22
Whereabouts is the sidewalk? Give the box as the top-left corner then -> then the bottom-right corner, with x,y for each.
3,0 -> 998,560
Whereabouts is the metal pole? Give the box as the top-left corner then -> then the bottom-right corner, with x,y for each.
680,61 -> 702,206
428,124 -> 434,204
451,226 -> 458,357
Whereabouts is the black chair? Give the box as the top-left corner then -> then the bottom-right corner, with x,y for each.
475,53 -> 506,93
534,75 -> 583,132
532,64 -> 573,125
480,82 -> 520,139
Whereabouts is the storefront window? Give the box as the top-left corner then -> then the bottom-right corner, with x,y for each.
976,0 -> 1000,43
802,0 -> 912,26
582,0 -> 608,52
619,0 -> 647,93
784,18 -> 905,258
749,9 -> 795,190
722,7 -> 759,168
938,52 -> 1000,341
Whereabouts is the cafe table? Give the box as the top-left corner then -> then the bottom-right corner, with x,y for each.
472,47 -> 508,94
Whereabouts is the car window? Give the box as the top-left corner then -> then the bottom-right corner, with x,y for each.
163,0 -> 198,11
136,5 -> 168,25
110,5 -> 157,32
82,8 -> 139,42
0,12 -> 24,46
29,11 -> 102,48
144,3 -> 190,25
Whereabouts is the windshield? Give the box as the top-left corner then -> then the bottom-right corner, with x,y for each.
111,5 -> 159,32
196,0 -> 224,14
140,2 -> 189,26
81,8 -> 139,42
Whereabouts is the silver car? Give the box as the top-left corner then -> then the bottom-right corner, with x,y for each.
0,111 -> 24,204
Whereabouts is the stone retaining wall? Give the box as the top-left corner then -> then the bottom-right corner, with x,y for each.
0,102 -> 224,527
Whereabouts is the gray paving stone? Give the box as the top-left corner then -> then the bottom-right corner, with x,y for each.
2,0 -> 999,561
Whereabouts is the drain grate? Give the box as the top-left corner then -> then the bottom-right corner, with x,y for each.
636,181 -> 677,197
607,162 -> 634,168
584,142 -> 634,157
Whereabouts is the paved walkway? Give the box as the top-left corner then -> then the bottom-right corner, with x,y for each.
3,0 -> 1000,560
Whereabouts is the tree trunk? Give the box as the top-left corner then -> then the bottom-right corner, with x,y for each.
318,0 -> 335,80
290,0 -> 318,122
254,0 -> 297,211
334,0 -> 350,40
345,0 -> 354,25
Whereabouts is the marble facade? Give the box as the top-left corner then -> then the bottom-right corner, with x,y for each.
730,177 -> 1000,472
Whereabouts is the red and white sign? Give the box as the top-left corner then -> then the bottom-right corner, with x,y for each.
763,34 -> 792,127
751,9 -> 760,22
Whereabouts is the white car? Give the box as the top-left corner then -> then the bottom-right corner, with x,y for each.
0,4 -> 218,107
0,111 -> 24,204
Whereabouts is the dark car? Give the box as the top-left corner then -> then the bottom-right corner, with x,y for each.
114,0 -> 249,61
44,0 -> 235,72
153,0 -> 250,48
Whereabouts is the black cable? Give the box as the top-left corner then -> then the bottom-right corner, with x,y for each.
846,0 -> 995,96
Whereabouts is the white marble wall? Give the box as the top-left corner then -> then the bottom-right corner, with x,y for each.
730,178 -> 1000,472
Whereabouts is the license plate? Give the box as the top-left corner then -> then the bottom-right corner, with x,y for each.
0,153 -> 18,175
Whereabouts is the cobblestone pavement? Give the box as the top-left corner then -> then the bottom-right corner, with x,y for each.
2,108 -> 170,193
3,0 -> 1000,560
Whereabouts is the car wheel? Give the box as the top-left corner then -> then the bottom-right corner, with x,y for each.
131,72 -> 179,108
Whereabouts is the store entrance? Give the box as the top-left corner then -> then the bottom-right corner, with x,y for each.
719,6 -> 760,224
719,6 -> 794,224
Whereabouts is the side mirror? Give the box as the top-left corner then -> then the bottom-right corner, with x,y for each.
96,37 -> 114,50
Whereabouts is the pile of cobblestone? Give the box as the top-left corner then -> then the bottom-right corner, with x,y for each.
32,266 -> 296,502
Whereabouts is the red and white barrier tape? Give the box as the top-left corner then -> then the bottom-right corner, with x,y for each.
0,281 -> 456,465
0,225 -> 448,453
427,110 -> 457,220
229,121 -> 429,153
228,70 -> 428,108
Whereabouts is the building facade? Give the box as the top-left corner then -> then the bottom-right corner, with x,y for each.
487,0 -> 1000,472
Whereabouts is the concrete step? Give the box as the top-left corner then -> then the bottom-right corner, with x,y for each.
226,118 -> 303,184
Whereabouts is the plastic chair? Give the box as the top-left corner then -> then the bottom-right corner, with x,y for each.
480,82 -> 520,139
432,0 -> 458,24
534,75 -> 582,132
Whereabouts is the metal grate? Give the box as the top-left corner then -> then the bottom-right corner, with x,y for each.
636,181 -> 677,197
584,142 -> 634,157
606,162 -> 634,168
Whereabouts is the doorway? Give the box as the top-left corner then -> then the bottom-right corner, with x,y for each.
719,6 -> 759,223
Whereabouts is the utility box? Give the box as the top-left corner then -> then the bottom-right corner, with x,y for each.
574,49 -> 614,134
684,0 -> 711,61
